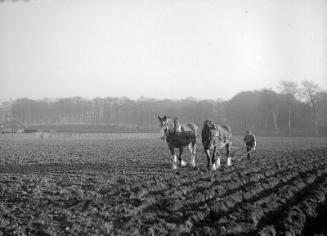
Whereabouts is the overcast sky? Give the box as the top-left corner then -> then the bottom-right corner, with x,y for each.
0,0 -> 326,102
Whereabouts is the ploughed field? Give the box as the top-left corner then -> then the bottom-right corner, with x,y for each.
0,134 -> 327,236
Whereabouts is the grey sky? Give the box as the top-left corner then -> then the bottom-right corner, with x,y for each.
1,0 -> 326,102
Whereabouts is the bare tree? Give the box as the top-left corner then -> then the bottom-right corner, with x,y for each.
300,80 -> 321,135
278,80 -> 299,134
258,89 -> 281,134
317,92 -> 327,133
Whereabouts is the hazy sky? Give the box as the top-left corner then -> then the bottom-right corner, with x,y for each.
1,0 -> 326,102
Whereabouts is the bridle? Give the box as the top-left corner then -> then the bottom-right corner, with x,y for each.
160,120 -> 170,139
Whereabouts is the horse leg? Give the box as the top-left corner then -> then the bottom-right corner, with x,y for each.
226,143 -> 232,166
169,145 -> 178,170
188,142 -> 196,167
211,146 -> 217,170
215,149 -> 221,169
179,147 -> 187,167
205,149 -> 211,170
192,142 -> 196,167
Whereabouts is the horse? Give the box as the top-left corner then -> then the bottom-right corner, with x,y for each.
158,115 -> 198,169
201,120 -> 232,170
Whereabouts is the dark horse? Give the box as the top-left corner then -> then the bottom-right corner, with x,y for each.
201,120 -> 232,170
158,115 -> 198,169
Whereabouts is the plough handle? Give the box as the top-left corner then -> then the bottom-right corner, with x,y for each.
238,148 -> 255,161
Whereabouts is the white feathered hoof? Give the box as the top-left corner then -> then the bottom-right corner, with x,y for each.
211,163 -> 217,171
215,158 -> 221,169
171,155 -> 178,169
190,159 -> 196,167
172,162 -> 178,170
180,160 -> 187,167
227,157 -> 232,166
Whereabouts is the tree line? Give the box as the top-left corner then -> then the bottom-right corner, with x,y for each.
1,80 -> 327,135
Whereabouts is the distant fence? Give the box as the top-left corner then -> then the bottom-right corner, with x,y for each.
27,124 -> 157,134
0,131 -> 56,140
0,132 -> 159,140
232,127 -> 327,137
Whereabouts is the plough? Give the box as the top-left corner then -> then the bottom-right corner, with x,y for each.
228,136 -> 256,161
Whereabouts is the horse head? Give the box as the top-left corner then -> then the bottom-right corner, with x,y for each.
158,115 -> 171,140
202,120 -> 215,149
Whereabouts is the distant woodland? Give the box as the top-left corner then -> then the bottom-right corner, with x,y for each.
1,80 -> 327,135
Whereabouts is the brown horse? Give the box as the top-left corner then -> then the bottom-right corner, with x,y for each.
201,120 -> 232,170
158,115 -> 198,169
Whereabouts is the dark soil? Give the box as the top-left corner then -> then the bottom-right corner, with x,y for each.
0,135 -> 326,235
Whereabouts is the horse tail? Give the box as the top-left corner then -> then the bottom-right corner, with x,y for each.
192,124 -> 200,146
193,124 -> 200,139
